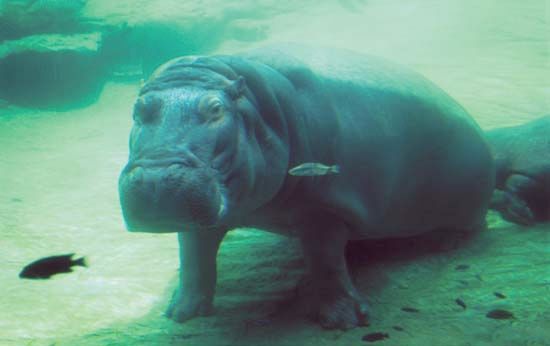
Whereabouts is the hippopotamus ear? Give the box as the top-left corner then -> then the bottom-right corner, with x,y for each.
226,77 -> 246,99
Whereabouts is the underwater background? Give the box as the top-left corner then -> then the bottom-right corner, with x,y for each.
0,0 -> 549,345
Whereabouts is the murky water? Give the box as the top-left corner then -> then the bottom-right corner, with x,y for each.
1,1 -> 548,345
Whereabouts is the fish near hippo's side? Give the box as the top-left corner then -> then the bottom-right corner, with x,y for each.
118,45 -> 494,330
288,162 -> 340,176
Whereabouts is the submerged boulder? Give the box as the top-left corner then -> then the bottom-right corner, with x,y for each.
0,32 -> 107,109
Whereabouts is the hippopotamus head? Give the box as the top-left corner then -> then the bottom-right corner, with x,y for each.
118,56 -> 289,233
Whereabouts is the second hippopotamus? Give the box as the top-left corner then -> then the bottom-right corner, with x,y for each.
118,45 -> 494,329
485,115 -> 550,225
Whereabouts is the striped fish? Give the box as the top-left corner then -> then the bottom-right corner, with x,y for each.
288,163 -> 340,176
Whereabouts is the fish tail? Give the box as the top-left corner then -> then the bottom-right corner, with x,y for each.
74,257 -> 87,267
331,165 -> 340,174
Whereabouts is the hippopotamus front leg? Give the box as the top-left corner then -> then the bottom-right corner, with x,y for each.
166,229 -> 226,322
491,174 -> 536,226
299,214 -> 370,329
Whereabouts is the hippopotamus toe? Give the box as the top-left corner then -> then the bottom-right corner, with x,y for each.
317,294 -> 370,330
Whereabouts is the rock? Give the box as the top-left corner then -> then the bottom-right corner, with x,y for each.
0,0 -> 87,41
0,32 -> 107,109
0,32 -> 101,59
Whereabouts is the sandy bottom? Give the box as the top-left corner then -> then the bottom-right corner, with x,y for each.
0,79 -> 549,346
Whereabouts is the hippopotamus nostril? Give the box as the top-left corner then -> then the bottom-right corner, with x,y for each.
134,95 -> 163,124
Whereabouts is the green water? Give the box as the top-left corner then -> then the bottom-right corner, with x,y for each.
0,1 -> 549,345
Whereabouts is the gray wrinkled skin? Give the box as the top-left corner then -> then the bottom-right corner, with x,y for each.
485,115 -> 550,225
118,45 -> 494,330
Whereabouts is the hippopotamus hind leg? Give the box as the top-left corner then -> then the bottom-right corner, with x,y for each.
298,213 -> 370,330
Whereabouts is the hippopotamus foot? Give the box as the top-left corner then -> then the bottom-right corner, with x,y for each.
166,287 -> 214,321
299,214 -> 370,330
166,230 -> 226,323
316,283 -> 370,329
491,174 -> 537,226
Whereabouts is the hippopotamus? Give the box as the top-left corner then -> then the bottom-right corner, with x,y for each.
118,45 -> 494,329
485,115 -> 550,225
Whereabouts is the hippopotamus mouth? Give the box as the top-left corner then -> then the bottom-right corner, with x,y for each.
119,157 -> 228,233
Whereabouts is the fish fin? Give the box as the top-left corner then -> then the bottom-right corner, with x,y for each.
331,165 -> 340,174
74,257 -> 87,267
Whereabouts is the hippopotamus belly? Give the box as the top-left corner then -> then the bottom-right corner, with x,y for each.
118,45 -> 495,329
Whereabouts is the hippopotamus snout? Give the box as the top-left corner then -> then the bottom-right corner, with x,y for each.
119,160 -> 226,233
118,85 -> 243,233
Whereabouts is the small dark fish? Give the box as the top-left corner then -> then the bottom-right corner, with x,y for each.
362,332 -> 389,342
19,253 -> 87,279
401,307 -> 420,313
288,162 -> 340,176
455,298 -> 467,310
392,326 -> 404,331
486,309 -> 515,320
455,264 -> 470,271
494,292 -> 506,299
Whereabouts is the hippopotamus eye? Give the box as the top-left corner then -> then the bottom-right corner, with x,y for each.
210,103 -> 222,115
204,99 -> 225,122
